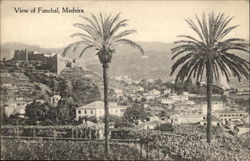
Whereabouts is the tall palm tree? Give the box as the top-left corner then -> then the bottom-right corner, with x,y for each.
170,12 -> 249,143
62,13 -> 144,154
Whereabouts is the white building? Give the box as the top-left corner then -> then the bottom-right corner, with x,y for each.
161,98 -> 174,104
145,115 -> 160,122
185,101 -> 195,105
113,89 -> 123,94
3,103 -> 27,118
50,95 -> 61,107
170,112 -> 203,124
75,101 -> 127,121
148,89 -> 161,96
3,104 -> 17,117
163,89 -> 171,95
136,86 -> 144,92
136,121 -> 160,130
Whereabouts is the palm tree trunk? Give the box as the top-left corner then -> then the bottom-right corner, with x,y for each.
102,62 -> 110,155
206,61 -> 213,144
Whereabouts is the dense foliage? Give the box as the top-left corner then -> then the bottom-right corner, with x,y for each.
127,125 -> 250,161
1,139 -> 144,160
123,103 -> 149,123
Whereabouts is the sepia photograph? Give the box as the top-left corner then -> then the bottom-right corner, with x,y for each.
0,0 -> 249,160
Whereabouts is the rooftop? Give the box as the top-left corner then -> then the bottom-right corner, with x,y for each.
76,101 -> 127,110
217,110 -> 248,114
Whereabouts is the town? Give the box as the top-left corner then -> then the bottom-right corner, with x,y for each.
1,49 -> 249,138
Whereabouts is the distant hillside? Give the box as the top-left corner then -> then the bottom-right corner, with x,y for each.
1,42 -> 64,60
1,41 -> 249,89
86,41 -> 176,81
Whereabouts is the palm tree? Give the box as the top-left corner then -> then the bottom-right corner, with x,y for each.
62,13 -> 144,154
170,12 -> 249,143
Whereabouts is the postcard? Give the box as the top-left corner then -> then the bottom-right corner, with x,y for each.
1,1 -> 249,160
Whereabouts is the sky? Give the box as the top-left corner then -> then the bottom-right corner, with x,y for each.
1,0 -> 249,48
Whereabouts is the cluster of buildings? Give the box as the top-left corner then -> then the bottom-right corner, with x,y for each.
0,82 -> 35,103
114,75 -> 133,85
1,49 -> 249,136
167,100 -> 249,128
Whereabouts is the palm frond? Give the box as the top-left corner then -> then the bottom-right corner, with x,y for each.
113,39 -> 144,55
73,23 -> 101,42
70,33 -> 95,42
185,18 -> 205,41
62,41 -> 89,57
109,30 -> 137,44
171,53 -> 194,75
110,19 -> 129,37
79,15 -> 101,38
79,45 -> 95,58
218,25 -> 239,40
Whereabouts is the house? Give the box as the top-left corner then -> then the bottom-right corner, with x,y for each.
133,80 -> 140,84
170,111 -> 203,124
148,89 -> 161,96
50,95 -> 61,106
185,101 -> 195,105
236,127 -> 250,136
113,88 -> 123,95
136,86 -> 144,92
3,103 -> 27,118
161,98 -> 174,104
75,101 -> 127,121
145,95 -> 155,101
163,89 -> 171,95
3,104 -> 17,117
145,115 -> 160,122
136,121 -> 160,130
132,96 -> 143,102
200,115 -> 223,126
170,114 -> 181,124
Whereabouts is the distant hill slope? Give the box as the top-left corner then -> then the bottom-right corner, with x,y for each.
1,42 -> 64,60
1,41 -> 249,89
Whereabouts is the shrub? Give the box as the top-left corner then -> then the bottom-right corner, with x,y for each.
155,123 -> 174,132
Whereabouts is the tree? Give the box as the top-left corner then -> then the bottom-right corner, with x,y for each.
62,13 -> 144,154
123,103 -> 148,123
25,100 -> 52,125
170,12 -> 249,143
56,97 -> 77,124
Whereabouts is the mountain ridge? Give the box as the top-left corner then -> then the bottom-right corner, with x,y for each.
1,41 -> 249,89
